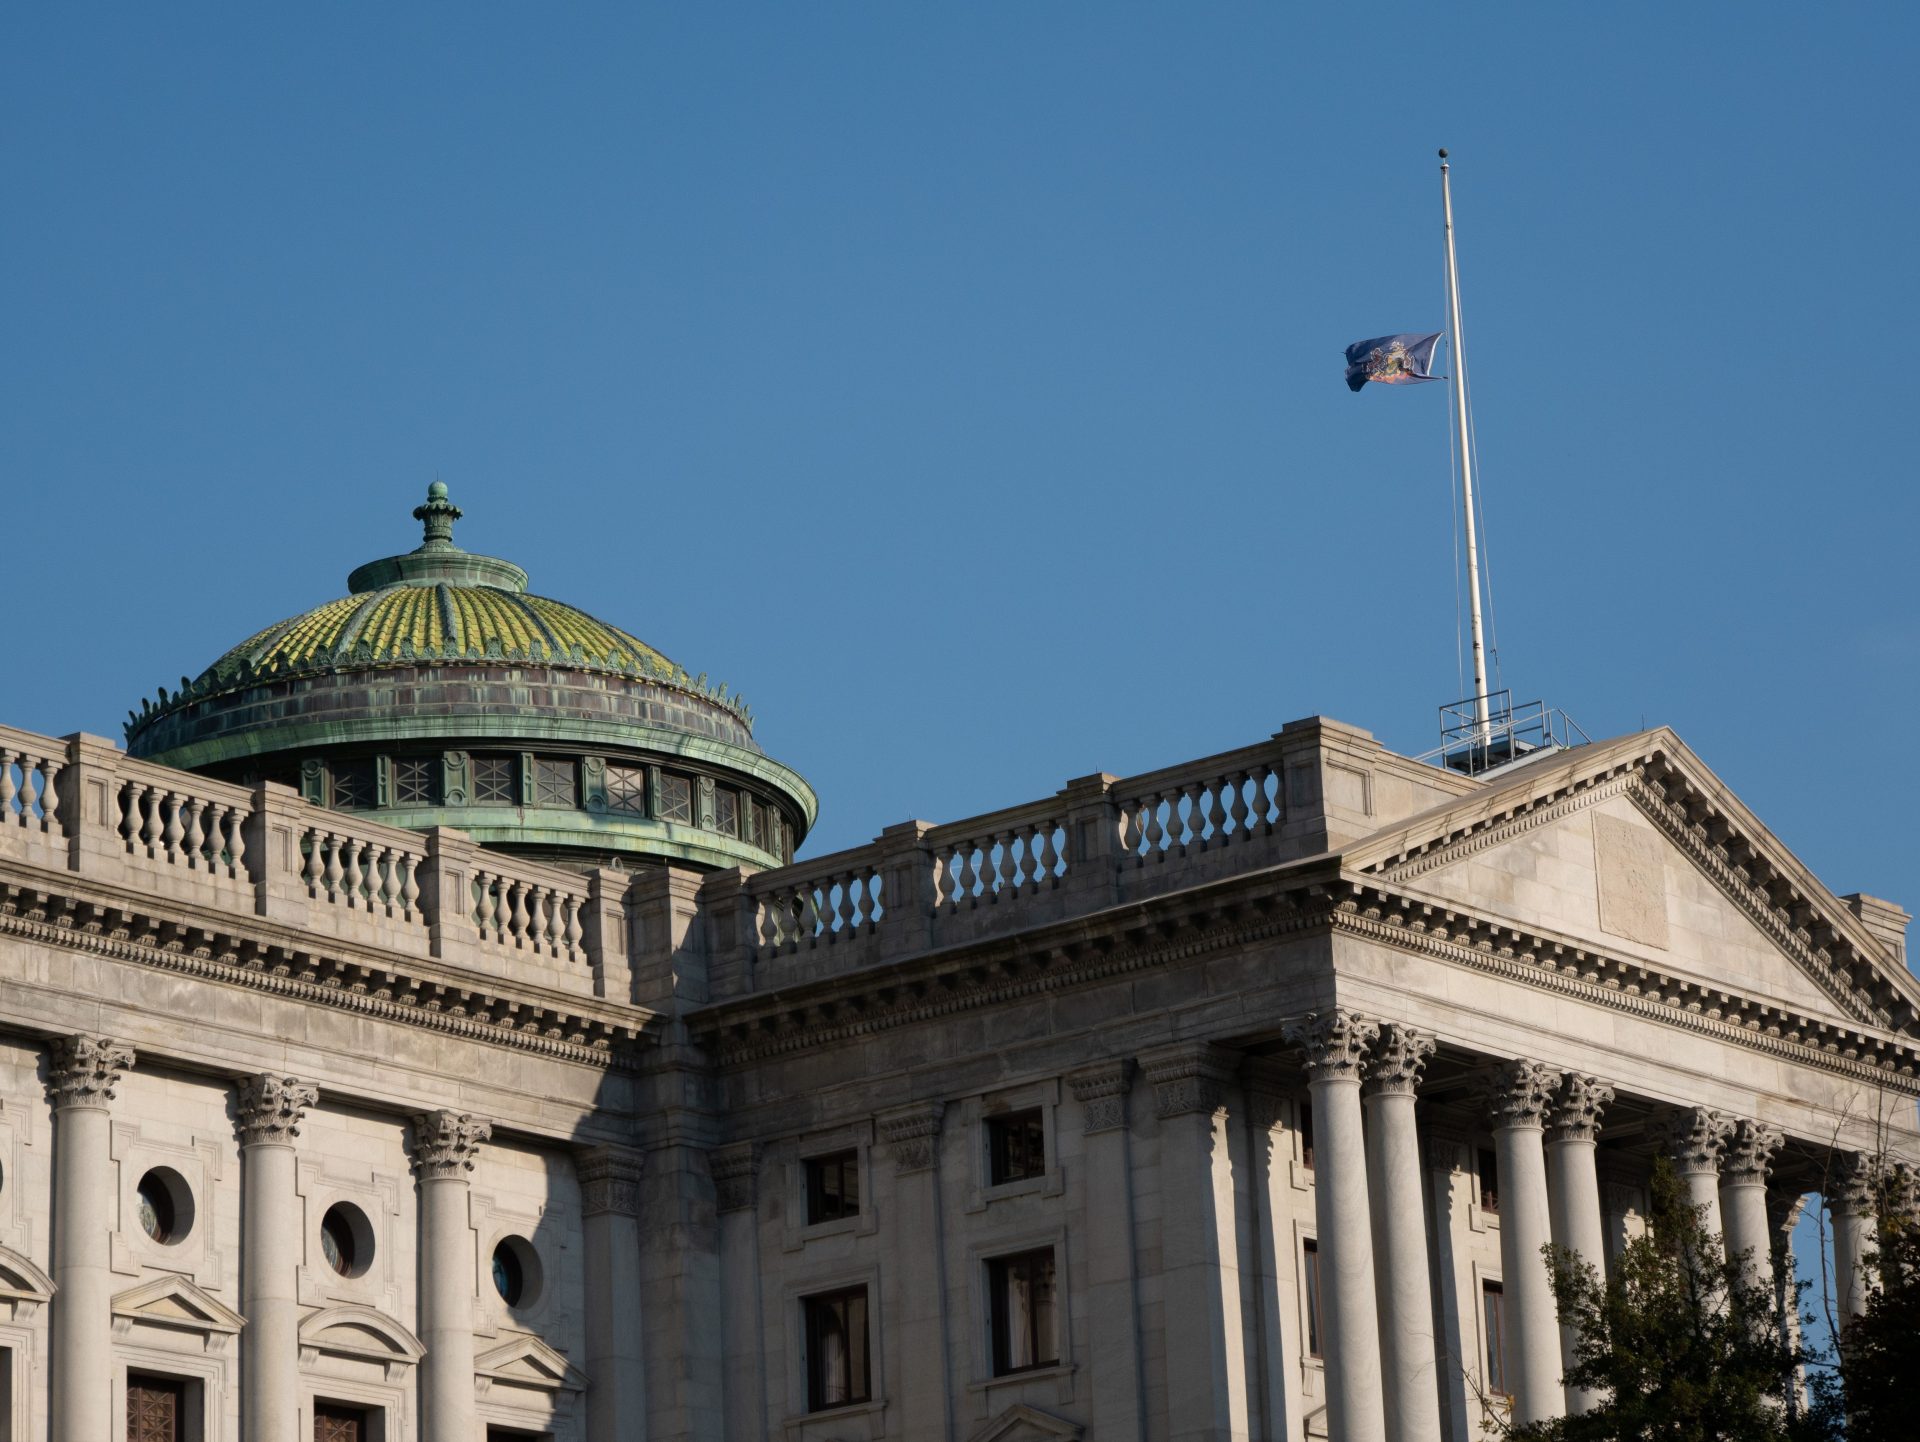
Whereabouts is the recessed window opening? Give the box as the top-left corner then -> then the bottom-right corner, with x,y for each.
1479,1147 -> 1500,1215
989,1247 -> 1058,1375
806,1151 -> 860,1225
1303,1238 -> 1324,1358
1300,1100 -> 1316,1170
1483,1279 -> 1509,1398
803,1286 -> 871,1411
319,1202 -> 374,1279
491,1235 -> 543,1310
987,1109 -> 1045,1186
135,1168 -> 193,1246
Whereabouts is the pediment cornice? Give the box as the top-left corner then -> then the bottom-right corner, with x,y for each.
475,1333 -> 588,1392
112,1274 -> 245,1336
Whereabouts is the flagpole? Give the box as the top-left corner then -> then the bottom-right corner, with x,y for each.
1440,148 -> 1492,745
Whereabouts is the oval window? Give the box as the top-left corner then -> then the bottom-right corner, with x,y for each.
491,1235 -> 542,1309
319,1202 -> 373,1279
135,1168 -> 192,1245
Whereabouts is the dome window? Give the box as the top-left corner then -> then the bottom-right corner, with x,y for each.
330,760 -> 376,811
605,763 -> 648,817
658,773 -> 694,825
393,757 -> 437,807
714,789 -> 738,838
533,758 -> 578,809
472,755 -> 517,806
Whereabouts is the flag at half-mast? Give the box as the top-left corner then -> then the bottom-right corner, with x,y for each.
1344,332 -> 1443,392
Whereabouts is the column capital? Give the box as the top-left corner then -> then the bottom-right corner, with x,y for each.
709,1142 -> 759,1212
1487,1058 -> 1558,1130
44,1034 -> 134,1111
1656,1106 -> 1735,1177
1067,1059 -> 1134,1134
407,1109 -> 491,1180
1239,1057 -> 1293,1131
1722,1119 -> 1784,1186
1546,1073 -> 1615,1144
579,1145 -> 644,1217
877,1101 -> 945,1173
1829,1151 -> 1878,1217
235,1074 -> 319,1147
1139,1041 -> 1235,1118
1281,1008 -> 1378,1084
1361,1023 -> 1434,1097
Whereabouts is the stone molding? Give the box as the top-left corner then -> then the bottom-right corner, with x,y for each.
1361,1023 -> 1434,1097
1239,1057 -> 1292,1132
1486,1059 -> 1558,1130
1829,1152 -> 1878,1216
1139,1042 -> 1235,1118
45,1034 -> 135,1111
1066,1060 -> 1133,1134
235,1073 -> 319,1147
1282,1009 -> 1378,1085
877,1102 -> 946,1173
709,1143 -> 759,1213
1656,1107 -> 1736,1176
1722,1120 -> 1784,1186
1369,770 -> 1633,883
578,1145 -> 643,1217
1546,1073 -> 1614,1144
407,1110 -> 491,1180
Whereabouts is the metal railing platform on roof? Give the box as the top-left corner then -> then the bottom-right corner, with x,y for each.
1421,690 -> 1591,778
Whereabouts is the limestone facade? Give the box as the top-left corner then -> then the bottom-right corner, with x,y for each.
0,709 -> 1916,1442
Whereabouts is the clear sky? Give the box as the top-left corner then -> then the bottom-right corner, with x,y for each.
4,6 -> 1915,928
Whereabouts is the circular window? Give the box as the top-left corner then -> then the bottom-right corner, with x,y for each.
319,1202 -> 374,1279
491,1236 -> 542,1309
135,1168 -> 193,1246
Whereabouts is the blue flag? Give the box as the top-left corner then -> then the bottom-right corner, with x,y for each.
1344,332 -> 1443,392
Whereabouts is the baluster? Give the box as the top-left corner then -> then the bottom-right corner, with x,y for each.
181,799 -> 205,868
1039,822 -> 1061,884
563,894 -> 583,956
321,834 -> 344,896
0,754 -> 16,824
757,893 -> 779,951
1227,771 -> 1250,840
959,844 -> 980,904
991,831 -> 1014,897
933,850 -> 955,909
1201,781 -> 1223,849
156,793 -> 182,860
1143,793 -> 1166,860
226,805 -> 247,875
343,838 -> 365,904
119,782 -> 142,849
532,888 -> 554,952
303,830 -> 324,890
13,756 -> 36,827
38,758 -> 61,833
470,874 -> 489,935
400,852 -> 421,916
490,876 -> 510,940
831,875 -> 852,935
508,881 -> 529,947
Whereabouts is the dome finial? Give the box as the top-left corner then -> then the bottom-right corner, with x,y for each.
412,480 -> 463,551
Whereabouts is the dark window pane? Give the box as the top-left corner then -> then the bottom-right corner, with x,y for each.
533,758 -> 577,809
714,788 -> 738,837
605,763 -> 648,817
658,773 -> 693,824
331,760 -> 375,811
990,1248 -> 1058,1374
1479,1148 -> 1500,1215
473,755 -> 516,805
806,1150 -> 860,1224
988,1109 -> 1046,1185
1303,1238 -> 1323,1357
1301,1100 -> 1315,1171
394,757 -> 436,806
804,1286 -> 871,1410
1484,1281 -> 1507,1396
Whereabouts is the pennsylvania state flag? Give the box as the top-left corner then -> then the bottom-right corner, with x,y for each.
1344,332 -> 1443,392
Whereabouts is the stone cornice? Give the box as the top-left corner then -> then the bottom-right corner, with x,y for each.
0,872 -> 650,1071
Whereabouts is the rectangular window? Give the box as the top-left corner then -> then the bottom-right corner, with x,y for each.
1479,1147 -> 1500,1215
803,1286 -> 871,1411
1302,1238 -> 1324,1358
806,1150 -> 860,1224
987,1109 -> 1046,1186
329,760 -> 375,812
393,756 -> 436,806
714,788 -> 738,837
605,763 -> 648,817
533,757 -> 577,809
1300,1100 -> 1315,1171
1483,1280 -> 1508,1397
473,755 -> 516,805
314,1401 -> 373,1442
657,773 -> 694,824
127,1373 -> 188,1442
989,1248 -> 1059,1375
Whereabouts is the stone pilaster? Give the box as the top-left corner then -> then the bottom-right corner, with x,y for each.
1283,1011 -> 1385,1442
46,1034 -> 134,1442
710,1142 -> 763,1442
876,1102 -> 952,1442
1487,1060 -> 1563,1428
410,1110 -> 491,1442
1361,1025 -> 1439,1442
238,1075 -> 318,1442
1829,1152 -> 1877,1321
1141,1041 -> 1251,1442
1069,1061 -> 1145,1442
581,1146 -> 647,1442
1657,1107 -> 1735,1242
1544,1074 -> 1612,1414
1720,1120 -> 1783,1288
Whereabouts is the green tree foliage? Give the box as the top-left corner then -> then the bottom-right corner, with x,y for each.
1506,1157 -> 1828,1442
1822,1167 -> 1920,1442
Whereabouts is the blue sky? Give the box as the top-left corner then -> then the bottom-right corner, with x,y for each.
4,5 -> 1915,927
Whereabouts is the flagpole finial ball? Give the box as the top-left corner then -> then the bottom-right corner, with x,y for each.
1438,148 -> 1448,159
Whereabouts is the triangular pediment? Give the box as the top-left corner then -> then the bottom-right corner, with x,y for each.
298,1304 -> 423,1367
475,1333 -> 588,1393
112,1275 -> 244,1336
1344,729 -> 1920,1036
967,1403 -> 1084,1442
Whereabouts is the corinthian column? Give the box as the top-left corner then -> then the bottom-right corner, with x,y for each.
1282,1010 -> 1384,1442
1829,1153 -> 1877,1321
1720,1121 -> 1783,1290
581,1146 -> 647,1442
1544,1074 -> 1612,1415
410,1110 -> 491,1442
1488,1060 -> 1563,1428
1361,1024 -> 1439,1442
47,1034 -> 134,1442
237,1074 -> 319,1442
1659,1108 -> 1735,1248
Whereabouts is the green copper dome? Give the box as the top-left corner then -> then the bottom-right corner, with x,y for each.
126,485 -> 815,873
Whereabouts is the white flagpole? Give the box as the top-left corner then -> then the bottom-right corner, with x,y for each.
1440,148 -> 1492,745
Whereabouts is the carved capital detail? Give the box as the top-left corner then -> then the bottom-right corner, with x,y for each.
1362,1024 -> 1435,1097
407,1110 -> 491,1180
235,1074 -> 319,1147
1487,1059 -> 1558,1130
1546,1073 -> 1615,1144
1140,1042 -> 1234,1119
1656,1107 -> 1735,1176
1282,1009 -> 1379,1085
1722,1120 -> 1784,1185
878,1102 -> 945,1173
1830,1152 -> 1878,1215
1067,1060 -> 1133,1134
579,1145 -> 643,1217
1240,1058 -> 1292,1132
45,1034 -> 135,1111
709,1143 -> 759,1213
